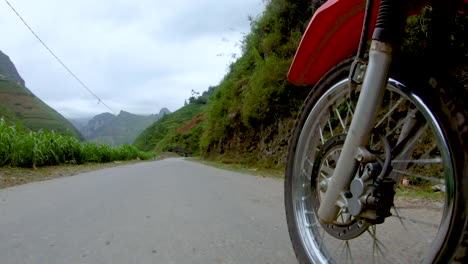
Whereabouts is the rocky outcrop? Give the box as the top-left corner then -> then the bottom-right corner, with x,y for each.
0,51 -> 25,87
78,109 -> 170,145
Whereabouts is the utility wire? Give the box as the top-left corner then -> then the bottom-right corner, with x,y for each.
3,0 -> 116,114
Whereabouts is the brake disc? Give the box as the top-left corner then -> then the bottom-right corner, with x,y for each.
310,134 -> 371,240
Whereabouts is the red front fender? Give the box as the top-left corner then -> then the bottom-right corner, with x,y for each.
288,0 -> 380,86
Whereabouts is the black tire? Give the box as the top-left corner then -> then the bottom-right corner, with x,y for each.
284,56 -> 468,264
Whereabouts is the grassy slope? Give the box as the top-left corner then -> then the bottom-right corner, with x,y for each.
134,103 -> 206,152
201,2 -> 467,170
135,2 -> 467,172
0,79 -> 83,139
199,0 -> 313,169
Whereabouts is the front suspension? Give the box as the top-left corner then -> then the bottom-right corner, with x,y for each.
317,0 -> 405,223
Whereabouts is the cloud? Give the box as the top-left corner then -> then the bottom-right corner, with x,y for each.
0,0 -> 264,118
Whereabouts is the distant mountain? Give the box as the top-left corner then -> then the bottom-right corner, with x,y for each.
68,117 -> 91,132
76,109 -> 170,146
0,50 -> 83,139
159,107 -> 170,117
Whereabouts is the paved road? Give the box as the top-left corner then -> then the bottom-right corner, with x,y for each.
0,158 -> 297,264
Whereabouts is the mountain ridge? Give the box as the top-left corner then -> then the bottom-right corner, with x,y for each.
72,108 -> 171,146
0,51 -> 25,86
0,50 -> 83,139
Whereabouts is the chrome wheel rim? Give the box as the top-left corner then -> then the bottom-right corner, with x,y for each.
291,78 -> 454,264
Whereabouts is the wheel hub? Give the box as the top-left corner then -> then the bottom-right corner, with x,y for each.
310,135 -> 371,240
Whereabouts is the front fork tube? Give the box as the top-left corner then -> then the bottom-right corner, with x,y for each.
317,40 -> 393,223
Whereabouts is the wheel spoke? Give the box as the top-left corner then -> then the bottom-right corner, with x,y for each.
339,212 -> 346,224
391,206 -> 409,232
367,226 -> 400,264
320,172 -> 328,180
331,150 -> 341,161
345,241 -> 354,264
320,164 -> 335,177
288,77 -> 453,264
346,101 -> 355,117
385,117 -> 407,138
328,119 -> 334,136
337,207 -> 351,224
319,126 -> 325,145
306,216 -> 318,228
392,169 -> 444,184
338,240 -> 348,263
335,108 -> 347,131
393,123 -> 428,161
302,168 -> 311,181
391,157 -> 442,164
306,156 -> 314,169
372,112 -> 414,151
390,207 -> 436,259
375,97 -> 406,129
389,210 -> 440,229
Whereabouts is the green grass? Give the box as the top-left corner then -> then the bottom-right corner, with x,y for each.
0,119 -> 156,168
396,184 -> 445,201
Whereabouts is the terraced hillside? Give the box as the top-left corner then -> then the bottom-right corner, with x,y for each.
0,51 -> 83,139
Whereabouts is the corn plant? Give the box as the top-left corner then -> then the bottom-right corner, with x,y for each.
0,119 -> 156,168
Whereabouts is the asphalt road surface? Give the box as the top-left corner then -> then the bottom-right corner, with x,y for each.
0,158 -> 445,264
0,158 -> 297,264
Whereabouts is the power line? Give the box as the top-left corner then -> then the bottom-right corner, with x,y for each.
3,0 -> 116,114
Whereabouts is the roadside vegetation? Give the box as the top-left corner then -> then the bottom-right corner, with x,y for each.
0,119 -> 155,168
131,1 -> 466,204
134,87 -> 217,156
137,1 -> 467,172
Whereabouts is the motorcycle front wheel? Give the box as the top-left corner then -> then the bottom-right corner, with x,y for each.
285,57 -> 468,264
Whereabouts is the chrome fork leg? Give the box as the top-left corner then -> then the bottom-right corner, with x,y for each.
317,40 -> 393,223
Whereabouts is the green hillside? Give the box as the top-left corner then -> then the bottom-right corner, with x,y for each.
0,79 -> 83,139
200,0 -> 314,168
134,103 -> 206,154
0,51 -> 83,139
135,1 -> 467,169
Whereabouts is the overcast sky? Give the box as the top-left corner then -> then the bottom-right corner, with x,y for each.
0,0 -> 265,118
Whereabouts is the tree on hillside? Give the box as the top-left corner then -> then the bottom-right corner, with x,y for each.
200,0 -> 468,168
188,86 -> 219,105
201,0 -> 314,163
